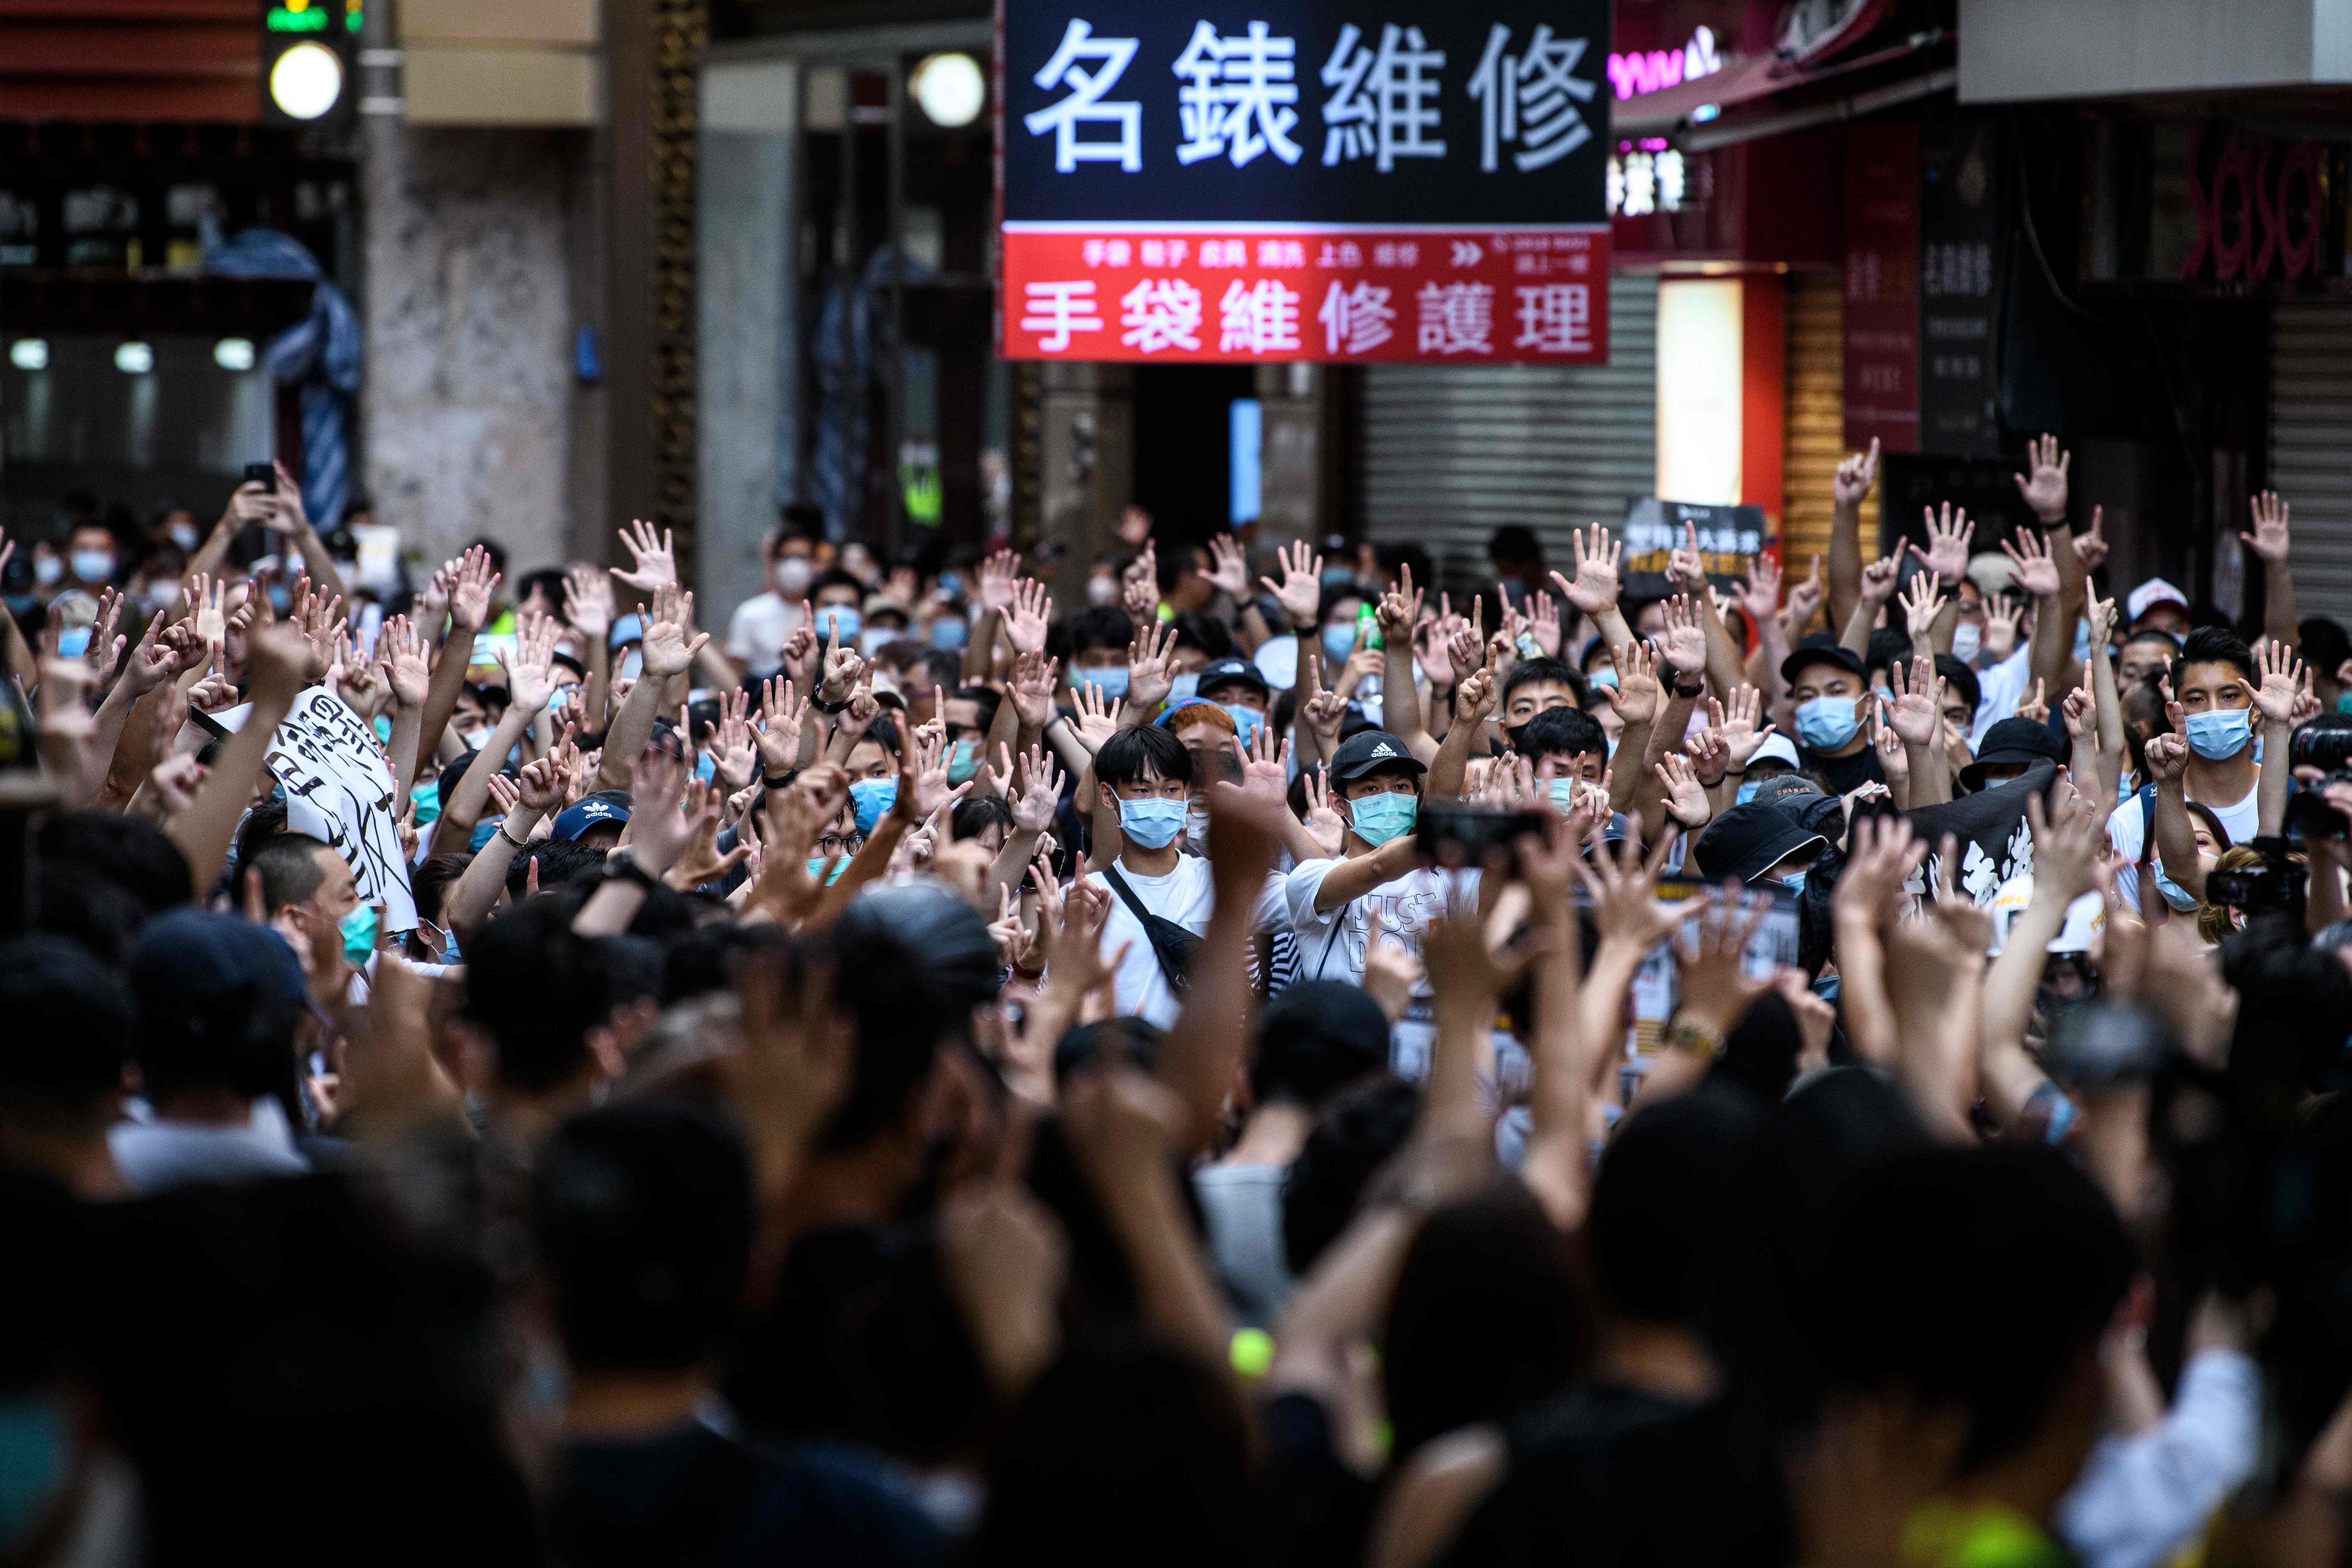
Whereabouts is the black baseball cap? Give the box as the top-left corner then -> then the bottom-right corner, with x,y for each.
1328,729 -> 1427,783
1960,718 -> 2068,792
1693,800 -> 1830,884
1194,657 -> 1269,704
1780,634 -> 1865,687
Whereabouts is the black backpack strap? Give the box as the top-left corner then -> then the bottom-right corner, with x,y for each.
1104,865 -> 1183,988
1314,898 -> 1354,979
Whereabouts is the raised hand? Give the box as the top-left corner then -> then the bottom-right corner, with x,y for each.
2143,728 -> 2188,785
665,779 -> 754,890
378,615 -> 431,709
2027,789 -> 2106,903
1070,680 -> 1119,752
1912,503 -> 1975,582
1179,532 -> 1242,604
1718,683 -> 1776,768
563,565 -> 613,642
1658,594 -> 1707,677
2074,505 -> 2110,574
755,677 -> 808,775
975,548 -> 1022,613
1009,649 -> 1060,732
1573,827 -> 1682,952
1124,620 -> 1178,712
500,610 -> 562,713
1857,552 -> 1900,607
2013,432 -> 2071,523
816,612 -> 863,698
638,588 -> 709,679
1454,663 -> 1497,729
779,610 -> 819,691
2243,489 -> 2292,566
116,612 -> 173,699
1673,892 -> 1771,1032
1738,552 -> 1782,630
2061,663 -> 2096,739
1377,562 -> 1422,646
448,546 -> 500,634
189,572 -> 228,648
1005,576 -> 1053,656
713,687 -> 760,791
1527,591 -> 1562,657
1665,520 -> 1709,594
1887,655 -> 1944,747
1120,540 -> 1160,626
623,745 -> 696,874
1833,438 -> 1881,509
1260,539 -> 1324,629
1655,751 -> 1712,829
1982,595 -> 2024,662
1299,653 -> 1348,747
1999,528 -> 2061,601
516,754 -> 564,815
1869,705 -> 1908,787
1782,554 -> 1825,635
2254,639 -> 2305,725
613,518 -> 678,593
1550,523 -> 1622,617
1898,569 -> 1947,643
1011,744 -> 1064,832
1300,768 -> 1346,857
1685,723 -> 1729,787
1829,813 -> 1924,930
1611,639 -> 1661,726
898,713 -> 973,822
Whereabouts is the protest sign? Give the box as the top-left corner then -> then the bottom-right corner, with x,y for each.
1000,0 -> 1612,363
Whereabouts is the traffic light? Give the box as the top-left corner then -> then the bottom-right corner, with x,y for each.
260,0 -> 360,126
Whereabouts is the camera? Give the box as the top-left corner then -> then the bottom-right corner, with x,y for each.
2204,836 -> 2307,925
1417,804 -> 1550,877
2288,719 -> 2352,775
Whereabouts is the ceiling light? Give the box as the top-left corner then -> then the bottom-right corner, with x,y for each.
115,341 -> 154,374
269,41 -> 345,120
214,337 -> 257,371
910,52 -> 985,128
8,338 -> 47,370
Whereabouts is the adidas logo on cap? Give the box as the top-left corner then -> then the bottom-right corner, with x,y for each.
1370,742 -> 1397,758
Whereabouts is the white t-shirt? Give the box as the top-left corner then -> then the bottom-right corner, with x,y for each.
1970,645 -> 2034,747
725,591 -> 803,674
1086,855 -> 1287,1028
2106,777 -> 2259,914
1283,858 -> 1478,1072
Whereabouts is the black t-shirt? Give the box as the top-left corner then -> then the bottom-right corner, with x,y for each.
1799,742 -> 1883,797
1435,1390 -> 1789,1568
551,1420 -> 942,1568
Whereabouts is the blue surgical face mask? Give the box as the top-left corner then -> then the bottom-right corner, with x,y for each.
1794,694 -> 1860,753
2338,691 -> 2352,716
1222,703 -> 1263,748
1168,672 -> 1200,702
56,626 -> 90,660
694,751 -> 717,781
1780,869 -> 1806,895
848,776 -> 897,832
32,554 -> 63,587
2151,859 -> 2201,912
930,616 -> 968,650
409,781 -> 442,827
373,715 -> 393,745
339,903 -> 378,962
267,584 -> 292,615
69,548 -> 114,583
1118,795 -> 1187,849
1588,668 -> 1618,690
805,856 -> 850,885
1081,665 -> 1130,700
814,605 -> 862,643
946,739 -> 980,784
1736,779 -> 1762,805
617,649 -> 644,680
2183,707 -> 2252,761
1545,777 -> 1582,815
2072,617 -> 2093,664
1348,791 -> 1419,847
860,627 -> 899,657
1320,623 -> 1358,666
471,818 -> 504,852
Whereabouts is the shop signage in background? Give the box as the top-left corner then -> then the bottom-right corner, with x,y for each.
1842,120 -> 1919,455
1917,117 -> 2005,460
2168,126 -> 2345,286
1877,453 -> 2034,567
998,0 -> 1612,363
1617,498 -> 1773,597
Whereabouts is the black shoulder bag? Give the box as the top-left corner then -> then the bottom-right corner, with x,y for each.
1103,865 -> 1205,995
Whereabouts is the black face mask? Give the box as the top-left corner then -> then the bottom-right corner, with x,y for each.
1503,720 -> 1531,755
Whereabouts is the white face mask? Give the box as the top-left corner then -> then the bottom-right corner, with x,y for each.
775,556 -> 813,596
1950,622 -> 1981,663
1087,573 -> 1120,606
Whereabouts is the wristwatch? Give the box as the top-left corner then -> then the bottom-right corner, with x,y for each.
600,846 -> 658,890
1671,674 -> 1705,699
1663,1016 -> 1723,1060
811,692 -> 855,715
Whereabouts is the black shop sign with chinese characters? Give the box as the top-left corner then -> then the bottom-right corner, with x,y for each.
998,0 -> 1612,363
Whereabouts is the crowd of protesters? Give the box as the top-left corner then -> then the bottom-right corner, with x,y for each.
7,436 -> 2352,1568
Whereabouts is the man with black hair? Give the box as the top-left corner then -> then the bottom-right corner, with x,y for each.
538,1098 -> 940,1568
112,908 -> 312,1190
1782,636 -> 1885,793
0,935 -> 134,1197
1498,656 -> 1587,754
456,900 -> 625,1146
1195,980 -> 1391,1322
2115,627 -> 2179,694
1051,604 -> 1137,701
1085,724 -> 1282,1027
2107,625 -> 2262,914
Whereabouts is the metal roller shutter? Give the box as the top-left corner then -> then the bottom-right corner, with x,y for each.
2272,300 -> 2352,626
1359,272 -> 1658,594
1781,270 -> 1866,591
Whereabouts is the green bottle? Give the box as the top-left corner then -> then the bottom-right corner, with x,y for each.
1356,601 -> 1382,652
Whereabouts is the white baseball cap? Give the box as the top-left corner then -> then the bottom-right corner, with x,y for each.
2127,577 -> 2189,624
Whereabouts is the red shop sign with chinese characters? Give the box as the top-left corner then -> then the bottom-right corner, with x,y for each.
998,0 -> 1612,363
